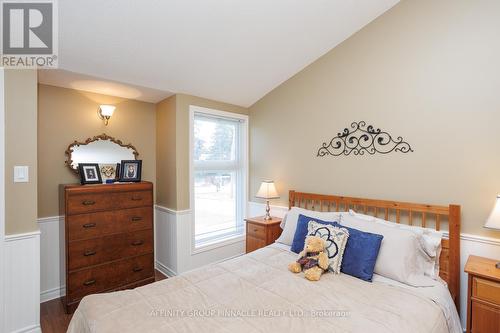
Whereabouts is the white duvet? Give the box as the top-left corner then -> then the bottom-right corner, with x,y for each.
67,244 -> 462,333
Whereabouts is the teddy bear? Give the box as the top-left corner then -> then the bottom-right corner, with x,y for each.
288,235 -> 329,281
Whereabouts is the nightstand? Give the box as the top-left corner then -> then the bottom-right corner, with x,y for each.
245,216 -> 282,253
465,255 -> 500,333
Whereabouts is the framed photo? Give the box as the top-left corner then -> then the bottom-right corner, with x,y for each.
78,163 -> 102,185
99,163 -> 120,183
119,160 -> 142,182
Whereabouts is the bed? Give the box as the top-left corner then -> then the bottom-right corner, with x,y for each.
67,191 -> 462,333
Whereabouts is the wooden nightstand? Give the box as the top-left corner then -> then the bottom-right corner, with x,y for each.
465,255 -> 500,333
245,216 -> 282,253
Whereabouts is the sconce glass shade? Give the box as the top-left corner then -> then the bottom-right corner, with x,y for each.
485,195 -> 500,231
98,105 -> 116,126
256,180 -> 279,199
99,105 -> 115,117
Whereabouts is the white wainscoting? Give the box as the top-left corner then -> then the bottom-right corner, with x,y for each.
154,205 -> 245,276
4,231 -> 41,333
38,216 -> 65,303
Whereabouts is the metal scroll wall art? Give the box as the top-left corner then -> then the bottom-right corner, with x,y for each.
317,121 -> 414,157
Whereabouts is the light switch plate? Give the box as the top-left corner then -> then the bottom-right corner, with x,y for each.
14,166 -> 29,183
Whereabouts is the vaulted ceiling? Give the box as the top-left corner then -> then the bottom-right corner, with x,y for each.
40,0 -> 400,106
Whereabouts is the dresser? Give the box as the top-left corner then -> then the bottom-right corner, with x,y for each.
465,255 -> 500,333
245,216 -> 282,253
60,181 -> 154,313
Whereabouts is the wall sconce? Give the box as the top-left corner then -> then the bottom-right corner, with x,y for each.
97,105 -> 116,126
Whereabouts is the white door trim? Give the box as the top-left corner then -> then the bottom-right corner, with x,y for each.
0,67 -> 6,333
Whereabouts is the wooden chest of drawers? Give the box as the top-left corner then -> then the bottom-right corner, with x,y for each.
60,181 -> 154,313
465,255 -> 500,333
245,216 -> 282,253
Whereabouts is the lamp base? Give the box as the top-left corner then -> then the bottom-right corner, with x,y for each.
496,262 -> 500,269
264,200 -> 272,220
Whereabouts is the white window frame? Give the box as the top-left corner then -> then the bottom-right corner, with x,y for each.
189,105 -> 248,253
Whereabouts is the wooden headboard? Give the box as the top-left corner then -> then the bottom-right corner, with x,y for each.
289,190 -> 461,312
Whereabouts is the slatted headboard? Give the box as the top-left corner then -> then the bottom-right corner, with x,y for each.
288,190 -> 461,311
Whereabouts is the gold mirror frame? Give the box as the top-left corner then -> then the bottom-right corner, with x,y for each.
65,133 -> 139,174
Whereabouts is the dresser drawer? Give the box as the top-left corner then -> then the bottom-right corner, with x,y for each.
67,190 -> 152,215
67,253 -> 154,303
68,229 -> 153,271
114,190 -> 152,209
67,207 -> 152,241
67,193 -> 114,215
473,277 -> 500,305
247,223 -> 266,239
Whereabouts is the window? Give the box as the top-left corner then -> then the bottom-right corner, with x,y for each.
190,106 -> 248,249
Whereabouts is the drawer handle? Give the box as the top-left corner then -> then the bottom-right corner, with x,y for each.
131,240 -> 144,246
83,223 -> 96,229
83,279 -> 96,286
132,267 -> 143,272
83,250 -> 96,257
131,216 -> 142,222
131,196 -> 142,201
253,228 -> 258,232
82,200 -> 96,206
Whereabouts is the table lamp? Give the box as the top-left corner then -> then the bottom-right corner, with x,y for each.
256,180 -> 280,220
485,195 -> 500,268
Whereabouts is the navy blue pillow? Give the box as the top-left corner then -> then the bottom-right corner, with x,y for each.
338,224 -> 383,282
290,214 -> 338,254
290,214 -> 383,282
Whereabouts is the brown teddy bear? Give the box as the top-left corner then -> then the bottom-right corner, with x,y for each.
288,235 -> 329,281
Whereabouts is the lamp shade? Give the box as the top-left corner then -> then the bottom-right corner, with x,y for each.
99,105 -> 116,117
256,181 -> 279,199
485,195 -> 500,230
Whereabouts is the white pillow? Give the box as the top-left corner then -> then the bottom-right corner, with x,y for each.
276,207 -> 342,246
341,213 -> 435,287
348,209 -> 442,279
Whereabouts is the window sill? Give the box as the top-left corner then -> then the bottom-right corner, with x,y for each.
192,234 -> 245,255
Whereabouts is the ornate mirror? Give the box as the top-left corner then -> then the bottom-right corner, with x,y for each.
66,134 -> 139,174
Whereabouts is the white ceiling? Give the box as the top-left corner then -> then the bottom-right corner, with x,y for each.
46,0 -> 399,106
38,69 -> 174,102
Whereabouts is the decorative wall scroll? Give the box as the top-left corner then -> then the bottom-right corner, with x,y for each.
317,121 -> 413,157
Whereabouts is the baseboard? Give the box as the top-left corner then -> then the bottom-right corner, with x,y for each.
40,286 -> 65,304
10,324 -> 41,333
155,260 -> 177,277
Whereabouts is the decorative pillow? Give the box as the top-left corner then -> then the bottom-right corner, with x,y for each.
307,221 -> 349,273
276,207 -> 342,246
336,224 -> 383,282
341,213 -> 435,287
291,214 -> 340,254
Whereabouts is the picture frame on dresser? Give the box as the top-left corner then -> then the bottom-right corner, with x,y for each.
78,163 -> 102,185
118,160 -> 142,182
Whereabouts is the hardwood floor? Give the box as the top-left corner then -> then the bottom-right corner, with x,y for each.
40,269 -> 167,333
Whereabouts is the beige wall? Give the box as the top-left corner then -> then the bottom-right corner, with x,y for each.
249,0 -> 500,236
156,95 -> 177,209
38,84 -> 156,218
156,93 -> 248,211
5,70 -> 38,235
